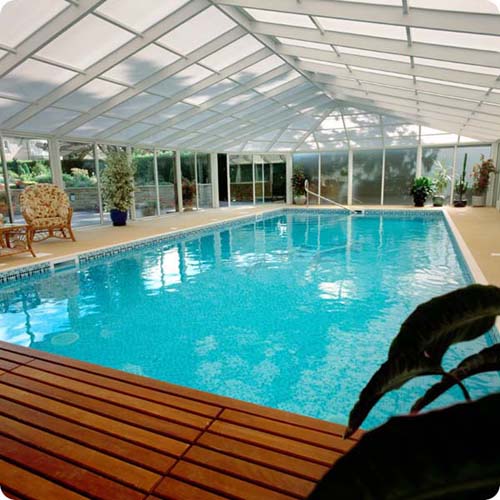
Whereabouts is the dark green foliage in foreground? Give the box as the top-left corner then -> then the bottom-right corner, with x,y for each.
345,284 -> 500,438
309,393 -> 500,500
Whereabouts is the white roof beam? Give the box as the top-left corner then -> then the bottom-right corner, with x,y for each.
2,0 -> 211,130
0,0 -> 108,77
214,0 -> 500,37
52,26 -> 247,136
253,23 -> 500,69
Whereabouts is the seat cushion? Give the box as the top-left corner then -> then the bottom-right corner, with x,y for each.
31,217 -> 67,229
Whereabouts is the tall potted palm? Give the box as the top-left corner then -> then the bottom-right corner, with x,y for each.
291,167 -> 306,205
101,151 -> 135,226
471,155 -> 496,207
431,161 -> 451,207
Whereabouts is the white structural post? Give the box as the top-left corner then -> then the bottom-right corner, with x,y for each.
127,146 -> 136,220
347,148 -> 353,206
416,143 -> 423,178
0,136 -> 14,222
450,144 -> 458,204
210,152 -> 219,208
194,152 -> 199,210
49,139 -> 63,188
380,148 -> 386,206
175,150 -> 183,212
226,155 -> 231,207
285,153 -> 292,205
487,140 -> 498,207
153,149 -> 160,216
252,154 -> 256,205
318,153 -> 322,205
93,143 -> 104,224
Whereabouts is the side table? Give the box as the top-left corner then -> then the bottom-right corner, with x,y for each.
0,224 -> 36,258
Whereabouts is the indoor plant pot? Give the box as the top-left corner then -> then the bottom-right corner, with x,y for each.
294,194 -> 306,205
432,195 -> 445,207
410,177 -> 433,207
291,167 -> 307,206
110,208 -> 128,226
471,156 -> 496,208
453,199 -> 467,208
471,195 -> 486,207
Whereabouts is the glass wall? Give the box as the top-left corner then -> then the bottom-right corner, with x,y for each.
196,153 -> 212,208
422,147 -> 454,202
157,150 -> 176,213
293,153 -> 319,204
181,152 -> 196,210
455,145 -> 491,204
60,141 -> 100,227
264,154 -> 286,203
384,148 -> 417,205
133,148 -> 157,218
229,155 -> 253,204
321,152 -> 348,204
352,149 -> 383,205
3,137 -> 52,222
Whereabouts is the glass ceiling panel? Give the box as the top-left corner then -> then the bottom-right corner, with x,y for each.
318,17 -> 407,40
343,114 -> 381,127
157,7 -> 236,55
0,0 -> 68,48
143,102 -> 193,125
38,15 -> 134,70
108,123 -> 152,141
410,0 -> 500,14
420,133 -> 459,145
351,66 -> 413,79
413,57 -> 500,76
102,45 -> 179,86
244,8 -> 315,28
230,55 -> 284,84
199,35 -> 264,72
97,0 -> 190,32
15,107 -> 79,133
254,71 -> 302,93
299,58 -> 347,70
280,130 -> 307,141
55,79 -> 126,112
211,91 -> 259,112
183,79 -> 237,105
0,97 -> 28,123
72,116 -> 122,137
411,28 -> 500,52
277,37 -> 333,51
0,59 -> 76,101
175,110 -> 216,129
335,0 -> 401,4
106,93 -> 164,119
320,115 -> 345,129
384,124 -> 419,137
148,65 -> 213,98
337,46 -> 410,63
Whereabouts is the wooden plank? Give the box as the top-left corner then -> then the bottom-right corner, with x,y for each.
26,356 -> 220,417
197,432 -> 329,481
14,363 -> 213,429
168,461 -> 296,500
0,349 -> 34,365
208,420 -> 342,466
0,373 -> 199,447
0,458 -> 88,500
220,409 -> 356,453
0,397 -> 175,474
0,359 -> 19,371
0,436 -> 145,500
0,413 -> 161,492
184,445 -> 315,497
150,478 -> 229,500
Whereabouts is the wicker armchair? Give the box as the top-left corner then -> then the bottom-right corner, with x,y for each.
20,184 -> 75,242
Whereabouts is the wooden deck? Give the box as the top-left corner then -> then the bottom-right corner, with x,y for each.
0,341 -> 361,500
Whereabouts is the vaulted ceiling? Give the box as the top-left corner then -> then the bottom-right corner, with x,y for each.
0,0 -> 499,153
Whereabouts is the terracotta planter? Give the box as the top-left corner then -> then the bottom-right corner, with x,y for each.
472,195 -> 486,207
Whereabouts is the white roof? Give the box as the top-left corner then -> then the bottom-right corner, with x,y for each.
0,0 -> 498,152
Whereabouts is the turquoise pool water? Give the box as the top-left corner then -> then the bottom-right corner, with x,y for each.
0,211 -> 498,429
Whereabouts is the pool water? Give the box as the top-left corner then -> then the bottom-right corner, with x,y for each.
1,211 -> 498,429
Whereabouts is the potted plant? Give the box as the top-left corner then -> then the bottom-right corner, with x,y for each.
471,155 -> 496,207
101,151 -> 135,226
453,153 -> 469,207
182,178 -> 196,210
410,177 -> 433,207
431,161 -> 450,207
291,167 -> 306,205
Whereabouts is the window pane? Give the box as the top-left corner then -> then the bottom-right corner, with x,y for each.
3,137 -> 52,222
60,141 -> 100,227
455,145 -> 491,204
157,150 -> 176,213
196,153 -> 212,208
422,147 -> 454,202
229,155 -> 253,204
264,154 -> 286,203
352,149 -> 383,205
181,152 -> 196,210
293,153 -> 319,204
384,148 -> 417,205
133,148 -> 157,218
321,152 -> 348,204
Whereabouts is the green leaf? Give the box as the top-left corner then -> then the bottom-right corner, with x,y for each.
411,344 -> 500,414
345,285 -> 500,438
310,394 -> 500,500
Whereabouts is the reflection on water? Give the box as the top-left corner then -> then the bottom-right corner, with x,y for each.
0,213 -> 498,428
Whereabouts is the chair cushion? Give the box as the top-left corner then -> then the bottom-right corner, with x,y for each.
20,184 -> 71,219
31,217 -> 67,229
